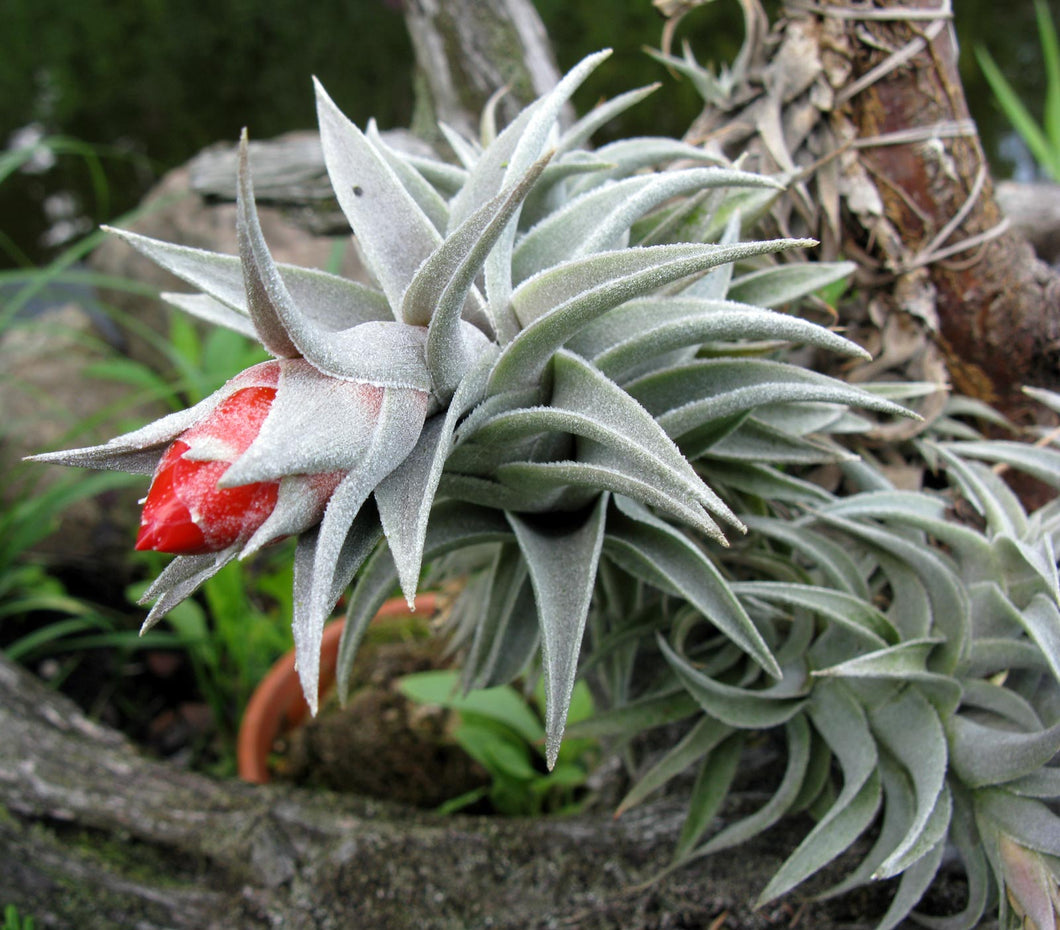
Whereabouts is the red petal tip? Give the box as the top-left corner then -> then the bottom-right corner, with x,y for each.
135,510 -> 208,554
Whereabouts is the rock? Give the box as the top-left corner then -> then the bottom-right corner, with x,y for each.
186,128 -> 436,234
10,137 -> 370,570
88,144 -> 369,367
0,302 -> 153,568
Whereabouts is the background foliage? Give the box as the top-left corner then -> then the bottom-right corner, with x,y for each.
0,0 -> 1048,270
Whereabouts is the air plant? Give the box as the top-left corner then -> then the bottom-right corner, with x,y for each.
31,49 -> 896,760
29,48 -> 1057,929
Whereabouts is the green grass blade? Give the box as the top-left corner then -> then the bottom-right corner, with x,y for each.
1036,0 -> 1060,170
977,45 -> 1056,180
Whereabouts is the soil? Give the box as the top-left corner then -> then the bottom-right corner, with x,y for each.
275,637 -> 491,808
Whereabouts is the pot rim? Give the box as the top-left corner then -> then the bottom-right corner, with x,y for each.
236,593 -> 439,784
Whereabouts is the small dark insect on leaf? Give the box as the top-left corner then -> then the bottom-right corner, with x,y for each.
353,185 -> 364,196
948,494 -> 987,532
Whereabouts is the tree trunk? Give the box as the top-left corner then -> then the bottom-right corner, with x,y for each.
825,0 -> 1060,418
678,0 -> 1060,423
401,0 -> 569,147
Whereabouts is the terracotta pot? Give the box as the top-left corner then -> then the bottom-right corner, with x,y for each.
237,593 -> 439,784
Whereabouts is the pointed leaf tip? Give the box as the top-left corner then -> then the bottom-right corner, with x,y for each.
508,494 -> 608,770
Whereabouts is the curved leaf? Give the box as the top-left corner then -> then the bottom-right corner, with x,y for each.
869,688 -> 949,878
604,498 -> 779,678
977,789 -> 1060,857
462,546 -> 538,690
556,83 -> 659,153
659,636 -> 805,728
364,120 -> 449,233
410,154 -> 549,392
103,226 -> 390,331
492,239 -> 813,391
757,680 -> 881,904
290,511 -> 383,714
616,715 -> 733,815
513,169 -> 779,283
949,715 -> 1060,788
732,582 -> 897,647
627,358 -> 913,439
570,297 -> 867,380
507,494 -> 608,768
315,77 -> 442,313
876,839 -> 947,930
374,349 -> 496,603
235,131 -> 303,358
675,733 -> 745,859
726,261 -> 856,309
690,715 -> 811,858
337,502 -> 514,699
497,460 -> 725,542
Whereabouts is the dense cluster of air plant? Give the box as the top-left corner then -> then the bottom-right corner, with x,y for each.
29,50 -> 1060,928
566,400 -> 1060,928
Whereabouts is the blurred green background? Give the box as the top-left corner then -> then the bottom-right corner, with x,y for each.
0,0 -> 1046,270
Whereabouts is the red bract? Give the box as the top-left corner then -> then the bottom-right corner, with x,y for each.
136,386 -> 281,554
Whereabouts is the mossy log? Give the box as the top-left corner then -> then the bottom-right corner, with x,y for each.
0,652 -> 914,930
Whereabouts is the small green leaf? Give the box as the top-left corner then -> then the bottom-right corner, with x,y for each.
161,292 -> 258,340
456,719 -> 538,781
398,670 -> 544,746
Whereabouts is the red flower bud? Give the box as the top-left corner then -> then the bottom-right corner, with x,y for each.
136,386 -> 282,554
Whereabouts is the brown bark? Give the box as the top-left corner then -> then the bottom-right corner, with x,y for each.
832,0 -> 1060,418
